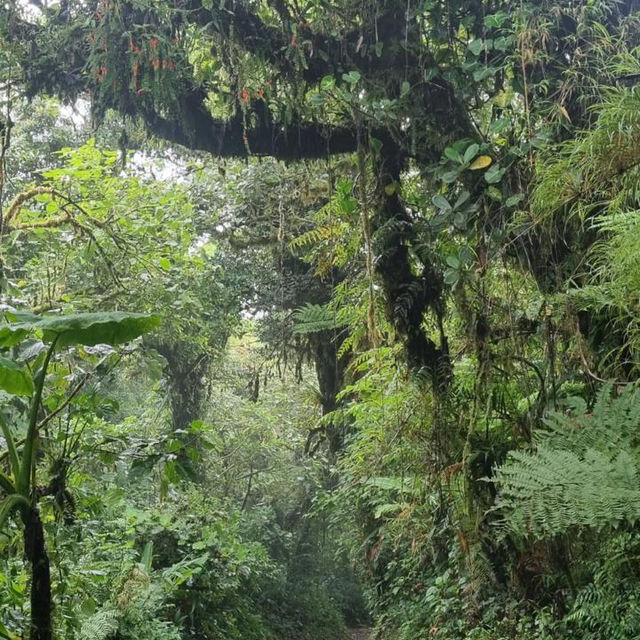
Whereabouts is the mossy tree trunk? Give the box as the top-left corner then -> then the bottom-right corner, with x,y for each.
24,506 -> 52,640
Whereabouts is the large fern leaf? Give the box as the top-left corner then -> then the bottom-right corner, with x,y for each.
495,385 -> 640,538
292,303 -> 346,334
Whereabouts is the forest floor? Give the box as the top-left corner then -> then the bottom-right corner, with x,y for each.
349,627 -> 373,640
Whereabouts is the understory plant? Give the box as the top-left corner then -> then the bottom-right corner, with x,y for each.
0,310 -> 159,640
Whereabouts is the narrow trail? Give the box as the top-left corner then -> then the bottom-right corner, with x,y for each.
349,627 -> 373,640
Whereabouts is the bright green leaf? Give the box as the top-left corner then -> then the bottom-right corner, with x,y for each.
0,356 -> 34,396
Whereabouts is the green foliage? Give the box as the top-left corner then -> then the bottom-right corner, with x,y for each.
5,2 -> 640,639
77,609 -> 119,640
0,356 -> 34,396
293,303 -> 346,334
0,311 -> 160,349
566,532 -> 640,640
532,87 -> 640,221
496,385 -> 640,538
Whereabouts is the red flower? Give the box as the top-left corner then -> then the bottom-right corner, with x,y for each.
150,38 -> 158,49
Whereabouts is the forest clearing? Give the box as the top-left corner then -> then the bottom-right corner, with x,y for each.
1,0 -> 640,639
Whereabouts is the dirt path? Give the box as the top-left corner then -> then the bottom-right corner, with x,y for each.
349,627 -> 373,640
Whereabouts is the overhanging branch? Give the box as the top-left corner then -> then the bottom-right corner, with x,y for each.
143,88 -> 359,159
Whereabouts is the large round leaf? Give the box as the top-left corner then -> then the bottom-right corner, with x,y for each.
0,310 -> 45,348
0,312 -> 160,348
34,312 -> 161,347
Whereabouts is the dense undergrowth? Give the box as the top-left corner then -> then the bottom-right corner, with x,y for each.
3,0 -> 640,639
0,333 -> 363,639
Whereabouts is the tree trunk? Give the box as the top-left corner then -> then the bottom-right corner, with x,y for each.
310,329 -> 346,454
373,151 -> 451,389
24,506 -> 52,640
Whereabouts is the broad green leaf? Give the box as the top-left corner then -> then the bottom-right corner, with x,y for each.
484,164 -> 505,184
432,195 -> 451,211
342,71 -> 360,85
444,268 -> 459,285
505,194 -> 524,207
445,256 -> 460,269
1,312 -> 160,349
454,191 -> 471,209
309,91 -> 325,106
484,11 -> 509,28
320,75 -> 335,90
0,326 -> 29,348
0,311 -> 40,347
444,147 -> 461,163
463,144 -> 479,163
140,541 -> 154,573
487,186 -> 502,201
36,312 -> 161,347
0,356 -> 34,396
468,39 -> 484,56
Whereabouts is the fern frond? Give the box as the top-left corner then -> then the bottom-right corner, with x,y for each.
79,608 -> 119,640
495,385 -> 640,538
289,222 -> 348,250
292,304 -> 346,334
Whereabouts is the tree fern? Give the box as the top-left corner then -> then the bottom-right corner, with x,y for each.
495,385 -> 640,538
79,609 -> 118,640
292,303 -> 346,334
